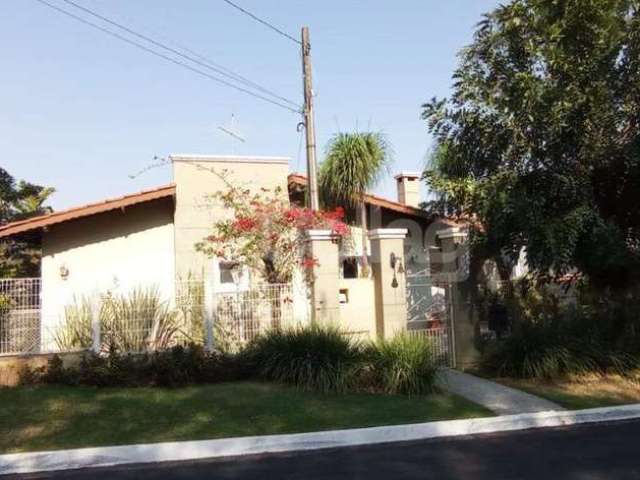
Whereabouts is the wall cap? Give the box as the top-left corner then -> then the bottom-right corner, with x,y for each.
393,172 -> 421,180
306,229 -> 339,241
436,227 -> 468,240
368,228 -> 408,240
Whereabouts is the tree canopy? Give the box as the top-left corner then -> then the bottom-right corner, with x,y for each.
319,132 -> 392,209
423,0 -> 640,289
0,168 -> 54,277
319,132 -> 392,275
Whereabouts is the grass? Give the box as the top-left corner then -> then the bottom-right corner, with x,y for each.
497,371 -> 640,410
0,382 -> 490,453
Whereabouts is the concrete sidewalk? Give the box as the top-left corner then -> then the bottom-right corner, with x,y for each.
437,369 -> 564,415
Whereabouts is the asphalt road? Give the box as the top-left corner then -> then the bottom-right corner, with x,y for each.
7,420 -> 640,480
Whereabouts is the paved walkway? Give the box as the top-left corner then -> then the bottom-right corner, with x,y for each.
437,369 -> 565,415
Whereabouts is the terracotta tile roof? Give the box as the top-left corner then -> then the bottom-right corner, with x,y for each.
287,173 -> 433,218
0,184 -> 176,239
0,173 -> 461,240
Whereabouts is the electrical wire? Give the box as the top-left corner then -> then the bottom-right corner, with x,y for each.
60,0 -> 300,109
33,0 -> 302,114
220,0 -> 301,45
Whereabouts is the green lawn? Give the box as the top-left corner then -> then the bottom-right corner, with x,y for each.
0,382 -> 490,453
498,372 -> 640,410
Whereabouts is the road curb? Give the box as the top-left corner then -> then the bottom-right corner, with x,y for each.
2,403 -> 640,475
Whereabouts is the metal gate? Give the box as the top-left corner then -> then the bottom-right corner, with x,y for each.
405,267 -> 453,367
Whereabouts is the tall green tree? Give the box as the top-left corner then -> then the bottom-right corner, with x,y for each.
319,132 -> 392,275
423,0 -> 640,289
0,168 -> 54,277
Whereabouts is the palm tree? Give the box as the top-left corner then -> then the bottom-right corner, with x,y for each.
13,184 -> 55,220
319,132 -> 392,276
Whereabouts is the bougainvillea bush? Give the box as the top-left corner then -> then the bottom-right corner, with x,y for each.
196,185 -> 349,284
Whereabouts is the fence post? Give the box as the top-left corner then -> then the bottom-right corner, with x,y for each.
204,306 -> 214,352
91,301 -> 101,354
447,282 -> 457,369
306,230 -> 341,325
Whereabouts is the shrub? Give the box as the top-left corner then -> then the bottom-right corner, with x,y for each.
145,345 -> 209,387
247,325 -> 363,393
481,309 -> 640,379
77,352 -> 117,387
26,328 -> 445,396
32,344 -> 254,388
55,298 -> 93,350
17,364 -> 42,386
367,334 -> 438,395
42,355 -> 77,385
56,288 -> 185,354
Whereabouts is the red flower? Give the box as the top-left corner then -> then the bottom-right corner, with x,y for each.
332,222 -> 349,236
301,256 -> 318,269
233,217 -> 257,232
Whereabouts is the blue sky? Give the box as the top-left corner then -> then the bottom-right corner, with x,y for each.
1,0 -> 499,210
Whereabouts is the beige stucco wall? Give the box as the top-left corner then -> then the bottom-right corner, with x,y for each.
171,155 -> 290,283
338,277 -> 377,340
40,198 -> 176,322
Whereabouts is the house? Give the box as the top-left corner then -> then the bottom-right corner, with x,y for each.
0,155 -> 463,354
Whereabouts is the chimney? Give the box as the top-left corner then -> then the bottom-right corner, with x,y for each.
394,172 -> 421,207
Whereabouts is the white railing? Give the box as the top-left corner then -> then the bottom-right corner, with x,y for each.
0,280 -> 306,356
408,327 -> 452,367
0,278 -> 41,310
0,278 -> 42,355
213,283 -> 300,348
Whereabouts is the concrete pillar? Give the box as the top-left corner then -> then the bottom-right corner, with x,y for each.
306,230 -> 341,324
368,228 -> 408,340
436,227 -> 478,369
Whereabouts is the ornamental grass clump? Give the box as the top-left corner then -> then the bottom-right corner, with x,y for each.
368,333 -> 438,395
481,314 -> 639,380
247,325 -> 364,393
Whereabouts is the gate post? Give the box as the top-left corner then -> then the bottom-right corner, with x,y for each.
91,301 -> 101,354
306,230 -> 341,324
436,227 -> 478,369
368,228 -> 408,340
203,279 -> 214,352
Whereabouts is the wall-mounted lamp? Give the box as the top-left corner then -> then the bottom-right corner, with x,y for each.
390,253 -> 404,288
59,265 -> 69,281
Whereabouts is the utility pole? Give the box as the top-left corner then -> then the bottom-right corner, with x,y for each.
301,26 -> 320,211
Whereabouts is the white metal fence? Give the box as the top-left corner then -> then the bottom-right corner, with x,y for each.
0,278 -> 42,355
212,283 -> 301,349
0,278 -> 41,309
0,279 -> 307,356
1,277 -> 450,364
408,327 -> 452,367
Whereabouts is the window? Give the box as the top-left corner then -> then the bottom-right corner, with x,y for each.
341,257 -> 359,279
213,260 -> 249,293
219,261 -> 239,284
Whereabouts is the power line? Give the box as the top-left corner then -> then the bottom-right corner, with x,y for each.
60,0 -> 300,109
33,0 -> 301,114
221,0 -> 301,45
